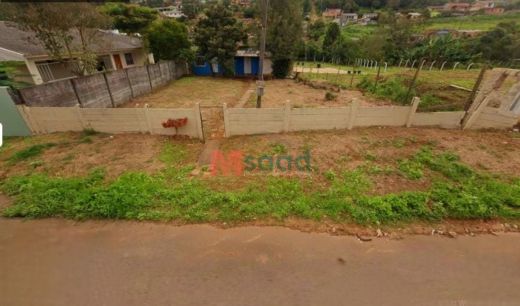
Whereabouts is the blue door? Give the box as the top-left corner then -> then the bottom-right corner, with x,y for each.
251,57 -> 260,76
234,57 -> 245,76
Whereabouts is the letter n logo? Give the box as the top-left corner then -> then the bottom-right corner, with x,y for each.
210,150 -> 244,176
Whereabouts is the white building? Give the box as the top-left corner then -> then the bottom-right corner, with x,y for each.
0,22 -> 154,85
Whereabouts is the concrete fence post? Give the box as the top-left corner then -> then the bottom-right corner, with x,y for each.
223,103 -> 230,138
194,102 -> 204,141
103,72 -> 115,108
429,61 -> 436,71
70,78 -> 82,107
462,94 -> 492,130
144,104 -> 153,134
440,61 -> 448,71
284,102 -> 291,132
19,105 -> 39,134
124,68 -> 134,98
348,99 -> 360,130
406,97 -> 420,128
75,104 -> 86,130
146,64 -> 153,91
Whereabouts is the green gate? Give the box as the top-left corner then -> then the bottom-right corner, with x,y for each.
0,87 -> 31,137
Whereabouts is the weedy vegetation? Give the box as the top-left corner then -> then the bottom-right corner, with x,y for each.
2,145 -> 519,225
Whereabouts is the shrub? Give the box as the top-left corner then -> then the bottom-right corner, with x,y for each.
325,92 -> 337,101
272,58 -> 292,79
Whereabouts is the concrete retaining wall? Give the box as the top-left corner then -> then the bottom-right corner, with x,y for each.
17,104 -> 204,140
224,99 -> 470,137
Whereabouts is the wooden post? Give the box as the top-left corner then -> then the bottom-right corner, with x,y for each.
284,101 -> 291,132
103,72 -> 116,108
348,99 -> 360,130
194,103 -> 204,142
143,104 -> 153,134
406,97 -> 420,128
223,103 -> 230,138
404,64 -> 422,104
375,64 -> 382,88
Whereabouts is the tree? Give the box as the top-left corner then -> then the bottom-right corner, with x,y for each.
323,22 -> 341,59
266,0 -> 303,78
194,3 -> 246,76
101,3 -> 157,34
147,19 -> 193,62
472,22 -> 520,64
4,3 -> 111,75
182,0 -> 202,19
303,0 -> 312,15
308,19 -> 327,41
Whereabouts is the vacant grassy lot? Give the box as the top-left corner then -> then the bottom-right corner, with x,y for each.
1,128 -> 519,232
296,64 -> 480,111
423,12 -> 520,31
123,76 -> 252,108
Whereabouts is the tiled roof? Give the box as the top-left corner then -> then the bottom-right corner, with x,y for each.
0,21 -> 143,58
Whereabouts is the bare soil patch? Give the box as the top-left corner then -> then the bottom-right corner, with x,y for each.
243,79 -> 382,108
0,133 -> 203,180
218,127 -> 520,194
121,76 -> 252,108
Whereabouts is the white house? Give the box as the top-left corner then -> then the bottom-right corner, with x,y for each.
0,21 -> 154,85
155,6 -> 186,19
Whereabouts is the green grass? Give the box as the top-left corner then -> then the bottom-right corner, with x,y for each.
8,143 -> 56,163
423,12 -> 520,31
2,147 -> 520,225
342,24 -> 378,40
296,63 -> 479,110
159,142 -> 188,166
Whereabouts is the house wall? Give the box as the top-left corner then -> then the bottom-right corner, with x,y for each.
194,57 -> 272,77
111,49 -> 150,69
24,59 -> 43,85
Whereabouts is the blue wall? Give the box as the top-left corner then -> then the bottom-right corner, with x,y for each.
193,57 -> 259,77
192,62 -> 213,76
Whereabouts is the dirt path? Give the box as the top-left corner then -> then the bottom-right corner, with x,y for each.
1,218 -> 520,306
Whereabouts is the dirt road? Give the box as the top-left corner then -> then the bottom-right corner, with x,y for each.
1,219 -> 519,306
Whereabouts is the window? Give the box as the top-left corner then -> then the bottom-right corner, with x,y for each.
124,53 -> 134,66
195,56 -> 206,67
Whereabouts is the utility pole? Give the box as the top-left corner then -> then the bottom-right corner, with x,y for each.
256,0 -> 269,108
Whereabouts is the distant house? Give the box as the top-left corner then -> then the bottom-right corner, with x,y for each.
232,0 -> 252,6
360,13 -> 379,25
408,12 -> 423,19
339,13 -> 358,26
322,8 -> 342,19
444,2 -> 471,13
0,21 -> 153,85
483,7 -> 505,14
192,50 -> 272,77
470,0 -> 496,11
155,6 -> 186,19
